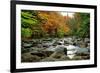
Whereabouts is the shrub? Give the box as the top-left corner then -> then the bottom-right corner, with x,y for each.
21,28 -> 32,38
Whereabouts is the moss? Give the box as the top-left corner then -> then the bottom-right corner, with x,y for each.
21,53 -> 41,62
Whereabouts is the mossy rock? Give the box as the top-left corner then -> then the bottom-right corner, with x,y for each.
21,53 -> 41,62
49,52 -> 65,59
60,55 -> 70,60
41,57 -> 59,62
72,56 -> 82,60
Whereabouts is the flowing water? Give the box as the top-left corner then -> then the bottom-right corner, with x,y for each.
22,37 -> 90,62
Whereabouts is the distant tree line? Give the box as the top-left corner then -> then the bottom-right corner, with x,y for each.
67,13 -> 90,38
21,10 -> 90,39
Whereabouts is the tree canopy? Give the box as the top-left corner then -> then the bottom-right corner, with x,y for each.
21,10 -> 90,39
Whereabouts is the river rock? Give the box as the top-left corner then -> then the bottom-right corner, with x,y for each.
84,38 -> 90,43
79,43 -> 87,48
21,53 -> 41,62
30,50 -> 53,58
21,48 -> 33,53
72,56 -> 82,60
22,42 -> 33,48
41,57 -> 59,62
60,55 -> 70,60
49,51 -> 65,59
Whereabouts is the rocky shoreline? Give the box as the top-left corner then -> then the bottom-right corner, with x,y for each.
21,37 -> 90,62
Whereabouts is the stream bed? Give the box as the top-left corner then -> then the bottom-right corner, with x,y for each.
21,37 -> 90,62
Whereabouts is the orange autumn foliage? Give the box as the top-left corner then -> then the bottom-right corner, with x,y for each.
38,11 -> 70,35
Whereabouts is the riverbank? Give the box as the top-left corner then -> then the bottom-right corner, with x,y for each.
21,37 -> 90,62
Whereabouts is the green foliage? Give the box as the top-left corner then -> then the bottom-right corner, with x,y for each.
21,28 -> 32,38
21,11 -> 41,28
77,13 -> 90,37
21,10 -> 90,39
66,18 -> 78,36
57,28 -> 65,38
21,10 -> 43,39
21,18 -> 39,28
67,13 -> 90,38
